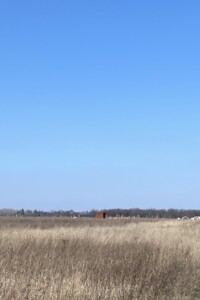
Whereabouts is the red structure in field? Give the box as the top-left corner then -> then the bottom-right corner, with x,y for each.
95,212 -> 106,219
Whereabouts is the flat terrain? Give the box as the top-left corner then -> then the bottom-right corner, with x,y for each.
0,217 -> 200,300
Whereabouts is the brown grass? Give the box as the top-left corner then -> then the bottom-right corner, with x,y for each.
0,217 -> 200,299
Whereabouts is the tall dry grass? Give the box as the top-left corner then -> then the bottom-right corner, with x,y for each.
0,218 -> 200,299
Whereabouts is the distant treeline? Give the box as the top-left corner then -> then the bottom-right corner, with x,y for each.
0,208 -> 200,218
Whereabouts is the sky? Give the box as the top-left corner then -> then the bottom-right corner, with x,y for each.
0,1 -> 200,211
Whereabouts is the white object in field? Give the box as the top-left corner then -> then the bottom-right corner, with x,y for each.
182,216 -> 189,220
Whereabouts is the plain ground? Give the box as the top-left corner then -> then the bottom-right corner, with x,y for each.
0,217 -> 200,300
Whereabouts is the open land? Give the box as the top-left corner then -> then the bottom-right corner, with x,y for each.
0,217 -> 200,300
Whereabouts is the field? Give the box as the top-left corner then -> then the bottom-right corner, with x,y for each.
0,218 -> 200,300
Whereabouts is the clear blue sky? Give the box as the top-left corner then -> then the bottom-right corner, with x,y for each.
0,0 -> 200,210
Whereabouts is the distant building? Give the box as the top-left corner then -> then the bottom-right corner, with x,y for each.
95,212 -> 106,219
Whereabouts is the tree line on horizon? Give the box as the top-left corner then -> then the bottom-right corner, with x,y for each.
0,208 -> 200,219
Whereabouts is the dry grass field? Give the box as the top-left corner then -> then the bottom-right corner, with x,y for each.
0,218 -> 200,300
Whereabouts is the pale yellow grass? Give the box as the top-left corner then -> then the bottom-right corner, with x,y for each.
0,218 -> 200,300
